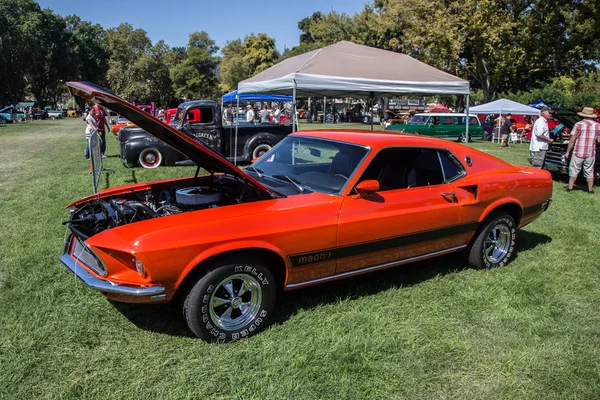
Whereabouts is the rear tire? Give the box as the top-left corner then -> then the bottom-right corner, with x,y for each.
138,148 -> 163,168
252,143 -> 272,160
182,257 -> 276,342
467,212 -> 516,269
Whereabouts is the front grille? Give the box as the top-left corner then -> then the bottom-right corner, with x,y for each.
70,236 -> 107,277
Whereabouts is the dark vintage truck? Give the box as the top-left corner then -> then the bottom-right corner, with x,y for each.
544,108 -> 600,184
118,100 -> 293,168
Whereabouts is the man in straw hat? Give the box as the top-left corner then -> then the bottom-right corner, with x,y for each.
564,107 -> 600,193
529,107 -> 554,168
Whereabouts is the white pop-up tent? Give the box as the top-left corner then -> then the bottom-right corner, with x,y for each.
469,98 -> 541,116
470,99 -> 540,143
232,41 -> 471,160
238,41 -> 470,98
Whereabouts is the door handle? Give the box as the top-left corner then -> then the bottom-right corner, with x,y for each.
441,192 -> 457,203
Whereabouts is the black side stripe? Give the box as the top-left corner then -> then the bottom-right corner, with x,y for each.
288,221 -> 480,268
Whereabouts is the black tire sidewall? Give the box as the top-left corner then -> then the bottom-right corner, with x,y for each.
471,214 -> 516,269
183,260 -> 275,342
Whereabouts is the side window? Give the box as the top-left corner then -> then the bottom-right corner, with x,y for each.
438,151 -> 464,182
469,117 -> 479,125
187,107 -> 214,124
441,116 -> 453,125
198,107 -> 213,123
430,117 -> 440,125
359,148 -> 445,191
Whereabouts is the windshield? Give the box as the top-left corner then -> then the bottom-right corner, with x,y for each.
251,136 -> 369,195
408,115 -> 429,125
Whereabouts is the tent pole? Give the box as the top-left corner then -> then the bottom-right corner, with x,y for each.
324,96 -> 326,123
235,94 -> 239,165
370,94 -> 374,131
465,94 -> 470,144
292,81 -> 297,132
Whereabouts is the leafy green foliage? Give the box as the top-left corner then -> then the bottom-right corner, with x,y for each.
170,31 -> 220,101
219,39 -> 248,93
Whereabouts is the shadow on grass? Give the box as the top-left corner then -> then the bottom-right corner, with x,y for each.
108,230 -> 551,338
124,170 -> 138,184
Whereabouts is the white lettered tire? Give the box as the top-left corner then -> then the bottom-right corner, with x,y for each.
183,257 -> 276,342
467,212 -> 516,269
138,148 -> 163,169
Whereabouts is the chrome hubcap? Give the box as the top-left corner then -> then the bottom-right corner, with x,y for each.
209,273 -> 262,331
484,223 -> 511,263
144,152 -> 156,164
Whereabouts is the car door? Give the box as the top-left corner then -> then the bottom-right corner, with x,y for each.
335,148 -> 460,274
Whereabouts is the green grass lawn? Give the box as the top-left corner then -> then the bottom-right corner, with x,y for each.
1,119 -> 599,399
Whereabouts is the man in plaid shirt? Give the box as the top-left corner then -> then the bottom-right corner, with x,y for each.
565,107 -> 600,193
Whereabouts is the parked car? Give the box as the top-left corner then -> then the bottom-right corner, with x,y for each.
386,113 -> 485,142
111,115 -> 134,135
61,81 -> 552,342
544,108 -> 600,184
0,106 -> 23,122
118,99 -> 293,168
44,106 -> 63,119
32,109 -> 48,120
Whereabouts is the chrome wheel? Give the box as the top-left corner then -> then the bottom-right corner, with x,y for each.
484,223 -> 511,264
209,273 -> 263,331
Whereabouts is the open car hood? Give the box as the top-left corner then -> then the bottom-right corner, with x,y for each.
67,81 -> 275,197
550,108 -> 582,130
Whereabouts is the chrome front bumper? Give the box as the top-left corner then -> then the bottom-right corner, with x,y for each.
60,253 -> 165,297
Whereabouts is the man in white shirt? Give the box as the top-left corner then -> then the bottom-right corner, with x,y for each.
273,104 -> 281,124
246,104 -> 255,124
529,107 -> 554,168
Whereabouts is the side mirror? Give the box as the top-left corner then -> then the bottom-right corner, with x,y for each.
355,180 -> 379,197
309,148 -> 321,157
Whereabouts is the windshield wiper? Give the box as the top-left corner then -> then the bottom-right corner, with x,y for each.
245,166 -> 264,178
272,174 -> 305,193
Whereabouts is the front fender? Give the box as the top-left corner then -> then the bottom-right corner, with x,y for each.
175,240 -> 290,289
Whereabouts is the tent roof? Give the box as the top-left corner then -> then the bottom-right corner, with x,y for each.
470,99 -> 541,116
221,90 -> 293,103
238,41 -> 469,98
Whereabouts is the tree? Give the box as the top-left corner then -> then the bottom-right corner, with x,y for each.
0,0 -> 42,105
105,23 -> 152,99
219,39 -> 248,93
170,31 -> 220,100
243,33 -> 280,76
63,15 -> 108,84
22,8 -> 72,106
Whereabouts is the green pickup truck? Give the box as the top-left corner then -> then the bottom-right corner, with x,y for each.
386,113 -> 484,142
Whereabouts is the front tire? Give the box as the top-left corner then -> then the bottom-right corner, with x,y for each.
138,148 -> 163,168
182,257 -> 276,342
467,213 -> 516,269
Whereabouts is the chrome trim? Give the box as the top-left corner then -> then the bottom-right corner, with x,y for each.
285,245 -> 467,289
60,253 -> 165,296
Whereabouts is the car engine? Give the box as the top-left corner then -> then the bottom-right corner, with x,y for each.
66,176 -> 264,239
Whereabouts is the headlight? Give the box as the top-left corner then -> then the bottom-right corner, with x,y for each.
134,258 -> 146,277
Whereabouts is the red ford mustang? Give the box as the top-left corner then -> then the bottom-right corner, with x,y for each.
61,82 -> 552,342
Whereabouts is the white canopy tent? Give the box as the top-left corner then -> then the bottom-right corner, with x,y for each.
469,98 -> 541,116
233,41 -> 471,162
470,99 -> 540,143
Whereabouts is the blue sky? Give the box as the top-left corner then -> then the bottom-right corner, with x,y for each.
38,0 -> 368,53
